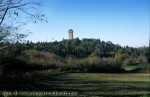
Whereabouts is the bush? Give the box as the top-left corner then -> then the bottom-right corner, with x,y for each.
4,50 -> 63,71
63,56 -> 124,73
61,55 -> 80,71
123,58 -> 134,65
2,49 -> 124,73
82,57 -> 123,73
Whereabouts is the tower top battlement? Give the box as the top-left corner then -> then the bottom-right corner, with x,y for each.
68,29 -> 73,33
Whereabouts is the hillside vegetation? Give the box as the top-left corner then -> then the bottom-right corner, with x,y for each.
0,38 -> 149,73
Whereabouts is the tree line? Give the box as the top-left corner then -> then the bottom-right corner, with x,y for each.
0,38 -> 149,71
19,38 -> 149,64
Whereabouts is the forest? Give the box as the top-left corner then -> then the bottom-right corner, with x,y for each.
0,38 -> 149,73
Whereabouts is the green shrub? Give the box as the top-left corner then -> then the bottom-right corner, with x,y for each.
82,57 -> 123,73
5,50 -> 63,71
2,49 -> 124,73
64,56 -> 124,73
61,55 -> 80,71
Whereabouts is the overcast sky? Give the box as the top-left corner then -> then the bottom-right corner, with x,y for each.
25,0 -> 149,47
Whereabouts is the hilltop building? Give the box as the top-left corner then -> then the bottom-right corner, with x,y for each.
68,29 -> 73,40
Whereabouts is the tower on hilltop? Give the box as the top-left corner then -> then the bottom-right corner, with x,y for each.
68,29 -> 73,40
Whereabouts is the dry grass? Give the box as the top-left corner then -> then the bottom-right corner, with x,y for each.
135,73 -> 150,77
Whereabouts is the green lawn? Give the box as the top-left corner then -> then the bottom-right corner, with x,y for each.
32,72 -> 150,97
122,65 -> 139,71
122,63 -> 150,73
0,72 -> 150,97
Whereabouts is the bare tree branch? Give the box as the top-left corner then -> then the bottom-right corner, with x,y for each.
0,0 -> 47,42
0,0 -> 11,25
0,0 -> 4,5
18,8 -> 46,22
11,0 -> 23,5
0,0 -> 44,25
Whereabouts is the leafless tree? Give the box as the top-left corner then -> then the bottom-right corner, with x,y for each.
0,0 -> 47,43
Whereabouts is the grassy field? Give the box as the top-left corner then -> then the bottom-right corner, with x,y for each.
26,72 -> 149,97
0,64 -> 150,97
122,65 -> 139,71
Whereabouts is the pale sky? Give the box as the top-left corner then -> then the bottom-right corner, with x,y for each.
25,0 -> 149,47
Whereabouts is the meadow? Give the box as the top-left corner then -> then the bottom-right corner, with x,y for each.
32,72 -> 150,97
1,71 -> 149,97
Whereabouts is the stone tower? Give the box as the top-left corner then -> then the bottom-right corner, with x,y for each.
68,29 -> 73,40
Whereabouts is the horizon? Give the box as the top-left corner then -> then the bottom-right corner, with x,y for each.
24,0 -> 149,47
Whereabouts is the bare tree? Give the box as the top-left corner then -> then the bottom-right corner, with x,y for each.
0,0 -> 47,43
0,0 -> 47,74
